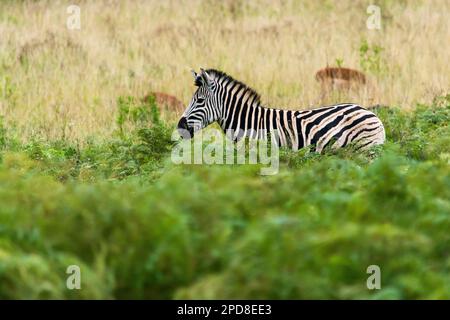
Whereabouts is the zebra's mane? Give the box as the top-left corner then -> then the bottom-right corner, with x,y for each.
205,69 -> 261,105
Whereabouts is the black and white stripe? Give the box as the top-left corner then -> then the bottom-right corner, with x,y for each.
178,69 -> 385,152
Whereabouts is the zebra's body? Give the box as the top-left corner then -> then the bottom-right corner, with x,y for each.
178,69 -> 385,152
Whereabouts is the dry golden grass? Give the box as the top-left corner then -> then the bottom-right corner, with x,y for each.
0,0 -> 448,141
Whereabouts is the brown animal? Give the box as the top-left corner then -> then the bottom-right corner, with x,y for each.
315,67 -> 366,92
142,92 -> 185,116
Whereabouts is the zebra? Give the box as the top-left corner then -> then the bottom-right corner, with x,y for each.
177,68 -> 385,153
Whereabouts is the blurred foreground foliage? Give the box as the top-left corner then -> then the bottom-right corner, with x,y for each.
0,95 -> 449,299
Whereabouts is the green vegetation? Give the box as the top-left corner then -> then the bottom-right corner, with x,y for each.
335,58 -> 344,68
359,40 -> 387,76
0,95 -> 449,299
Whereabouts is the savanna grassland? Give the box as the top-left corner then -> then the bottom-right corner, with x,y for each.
0,0 -> 449,299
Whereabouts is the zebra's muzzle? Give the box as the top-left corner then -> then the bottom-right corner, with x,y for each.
177,117 -> 194,139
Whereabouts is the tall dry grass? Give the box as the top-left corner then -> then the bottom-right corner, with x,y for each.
0,0 -> 448,141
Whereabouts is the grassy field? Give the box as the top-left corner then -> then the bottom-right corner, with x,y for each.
0,1 -> 449,299
1,0 -> 449,141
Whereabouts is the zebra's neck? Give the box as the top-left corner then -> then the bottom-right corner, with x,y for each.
218,96 -> 298,148
218,94 -> 262,132
210,73 -> 299,147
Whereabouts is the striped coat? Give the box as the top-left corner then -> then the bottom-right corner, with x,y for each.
178,69 -> 385,152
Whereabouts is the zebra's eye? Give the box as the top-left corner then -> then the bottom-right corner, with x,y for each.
197,97 -> 205,103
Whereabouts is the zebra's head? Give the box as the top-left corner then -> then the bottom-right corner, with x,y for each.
178,68 -> 220,139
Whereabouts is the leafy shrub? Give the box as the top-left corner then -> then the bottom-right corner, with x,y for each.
359,39 -> 387,76
0,96 -> 449,299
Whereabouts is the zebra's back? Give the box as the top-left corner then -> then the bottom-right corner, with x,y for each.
293,103 -> 385,152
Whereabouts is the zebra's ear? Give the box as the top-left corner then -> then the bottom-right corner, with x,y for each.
200,68 -> 214,89
192,69 -> 203,86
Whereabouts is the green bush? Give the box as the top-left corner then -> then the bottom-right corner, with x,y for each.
0,96 -> 448,299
